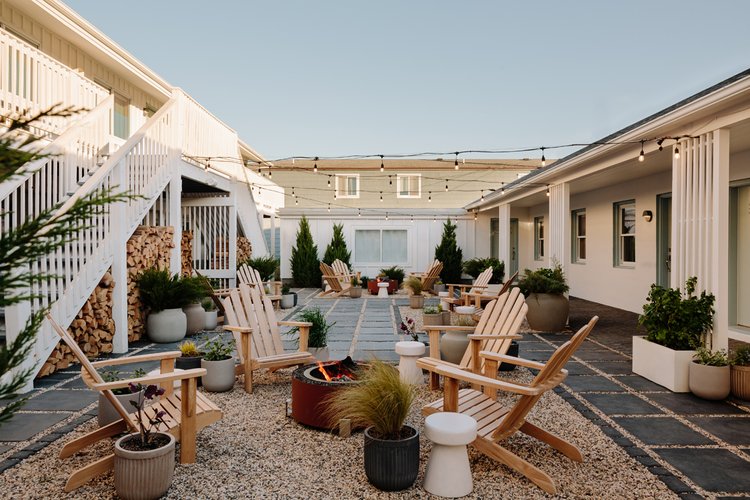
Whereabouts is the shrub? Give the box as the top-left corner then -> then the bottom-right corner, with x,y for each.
350,276 -> 360,287
137,269 -> 206,312
290,216 -> 321,287
323,223 -> 351,267
379,266 -> 405,284
693,347 -> 729,366
201,298 -> 216,311
423,305 -> 439,314
732,345 -> 750,366
281,284 -> 291,295
203,337 -> 233,361
517,263 -> 569,296
244,255 -> 279,281
289,307 -> 334,348
463,257 -> 505,284
179,341 -> 202,357
361,276 -> 370,289
403,276 -> 423,295
434,220 -> 463,284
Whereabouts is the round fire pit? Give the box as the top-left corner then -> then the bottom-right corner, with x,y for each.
291,357 -> 364,430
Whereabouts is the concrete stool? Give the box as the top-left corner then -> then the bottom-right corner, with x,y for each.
377,281 -> 389,297
395,341 -> 425,385
424,412 -> 478,498
438,291 -> 450,311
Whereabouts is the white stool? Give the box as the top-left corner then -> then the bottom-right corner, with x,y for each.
395,341 -> 425,385
377,281 -> 389,298
424,412 -> 477,498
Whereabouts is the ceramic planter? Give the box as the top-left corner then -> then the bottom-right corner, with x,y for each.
280,294 -> 295,309
731,365 -> 750,400
525,293 -> 569,332
433,284 -> 446,294
632,336 -> 695,392
440,330 -> 470,364
175,355 -> 203,387
147,308 -> 187,343
201,357 -> 235,392
409,295 -> 425,309
114,432 -> 175,500
204,310 -> 218,331
364,425 -> 419,491
423,313 -> 442,327
183,303 -> 205,335
349,286 -> 363,298
98,390 -> 142,427
689,362 -> 730,400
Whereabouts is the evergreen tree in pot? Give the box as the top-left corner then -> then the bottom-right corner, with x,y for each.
325,360 -> 418,491
290,216 -> 321,287
434,220 -> 463,285
517,263 -> 570,331
200,337 -> 235,392
280,284 -> 295,309
323,223 -> 352,267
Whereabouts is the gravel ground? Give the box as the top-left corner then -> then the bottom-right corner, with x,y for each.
0,368 -> 674,499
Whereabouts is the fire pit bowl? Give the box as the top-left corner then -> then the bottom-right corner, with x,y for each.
291,357 -> 365,430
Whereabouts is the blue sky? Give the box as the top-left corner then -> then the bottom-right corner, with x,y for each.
65,0 -> 750,161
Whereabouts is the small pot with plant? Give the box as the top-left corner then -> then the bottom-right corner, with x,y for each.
200,337 -> 235,392
517,263 -> 569,332
182,276 -> 210,335
350,276 -> 363,298
325,360 -> 419,491
289,307 -> 333,360
380,266 -> 405,287
423,305 -> 442,326
433,280 -> 445,294
404,276 -> 425,309
731,345 -> 750,400
176,341 -> 204,387
689,347 -> 730,400
280,284 -> 295,309
114,383 -> 175,500
137,269 -> 205,343
98,369 -> 145,427
202,298 -> 218,331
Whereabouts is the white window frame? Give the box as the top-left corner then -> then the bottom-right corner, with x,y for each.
572,209 -> 586,264
396,174 -> 421,199
354,228 -> 408,264
335,174 -> 360,199
534,216 -> 545,261
614,200 -> 636,267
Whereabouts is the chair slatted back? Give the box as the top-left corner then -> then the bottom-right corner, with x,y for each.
223,284 -> 284,361
331,259 -> 353,283
320,262 -> 344,292
468,267 -> 494,295
46,314 -> 137,430
498,270 -> 519,296
458,287 -> 528,370
421,260 -> 443,290
491,316 -> 599,441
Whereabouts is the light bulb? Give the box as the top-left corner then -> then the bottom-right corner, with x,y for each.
268,169 -> 272,178
541,147 -> 546,167
433,215 -> 436,223
385,212 -> 389,221
327,176 -> 331,187
380,191 -> 383,202
546,185 -> 550,197
481,190 -> 484,201
474,211 -> 477,221
327,204 -> 330,213
674,146 -> 680,159
313,163 -> 318,173
380,155 -> 384,172
445,179 -> 448,192
638,141 -> 645,162
358,209 -> 361,217
295,198 -> 298,206
410,214 -> 414,222
389,175 -> 392,186
428,191 -> 432,202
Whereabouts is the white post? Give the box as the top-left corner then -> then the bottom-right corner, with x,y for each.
4,294 -> 35,393
110,160 -> 129,353
548,183 -> 570,270
270,213 -> 276,260
169,174 -> 182,276
711,129 -> 730,350
498,204 -> 511,270
229,193 -> 238,287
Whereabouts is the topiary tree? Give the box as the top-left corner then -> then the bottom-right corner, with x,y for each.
323,223 -> 351,267
290,216 -> 321,287
434,220 -> 463,284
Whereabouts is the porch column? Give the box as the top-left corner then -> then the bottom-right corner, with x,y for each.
498,204 -> 511,272
169,174 -> 182,276
548,183 -> 570,271
229,193 -> 238,288
712,130 -> 730,350
270,214 -> 276,259
110,160 -> 129,353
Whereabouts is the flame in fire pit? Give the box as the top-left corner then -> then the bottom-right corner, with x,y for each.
317,361 -> 333,382
311,357 -> 360,383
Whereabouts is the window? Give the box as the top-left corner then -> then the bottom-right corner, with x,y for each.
335,174 -> 359,198
113,95 -> 130,139
355,229 -> 407,263
396,174 -> 421,198
534,216 -> 545,260
572,209 -> 586,263
614,200 -> 636,266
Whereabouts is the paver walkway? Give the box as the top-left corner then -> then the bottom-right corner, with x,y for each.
1,290 -> 749,498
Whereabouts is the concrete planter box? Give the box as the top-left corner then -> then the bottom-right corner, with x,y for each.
423,313 -> 442,327
632,336 -> 695,392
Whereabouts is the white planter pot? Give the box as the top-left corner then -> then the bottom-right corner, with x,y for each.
98,390 -> 142,427
632,336 -> 695,392
201,357 -> 236,392
689,362 -> 730,400
183,303 -> 205,335
280,294 -> 295,309
204,310 -> 218,331
147,308 -> 187,343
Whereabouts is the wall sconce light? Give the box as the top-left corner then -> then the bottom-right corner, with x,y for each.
642,210 -> 653,222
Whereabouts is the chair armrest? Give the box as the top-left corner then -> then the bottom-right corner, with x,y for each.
91,368 -> 207,391
467,334 -> 522,341
91,351 -> 181,368
479,351 -> 546,370
223,325 -> 252,333
415,360 -> 540,396
423,325 -> 476,332
278,321 -> 313,328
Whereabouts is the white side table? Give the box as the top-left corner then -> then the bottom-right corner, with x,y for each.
438,291 -> 450,311
395,341 -> 425,385
377,281 -> 389,298
424,412 -> 478,497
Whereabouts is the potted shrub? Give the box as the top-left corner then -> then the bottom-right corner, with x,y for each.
517,263 -> 569,332
137,269 -> 204,343
202,298 -> 218,331
280,284 -> 295,309
433,280 -> 445,294
423,305 -> 442,326
379,266 -> 405,287
176,341 -> 204,387
325,360 -> 419,491
350,276 -> 363,298
289,307 -> 333,360
98,369 -> 145,427
731,345 -> 750,400
463,257 -> 505,284
361,276 -> 370,294
634,276 -> 715,392
200,337 -> 235,392
689,347 -> 730,400
114,383 -> 175,500
404,276 -> 425,309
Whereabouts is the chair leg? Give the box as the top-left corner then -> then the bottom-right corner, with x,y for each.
180,378 -> 197,463
474,439 -> 557,494
520,421 -> 583,462
59,419 -> 127,458
64,454 -> 115,492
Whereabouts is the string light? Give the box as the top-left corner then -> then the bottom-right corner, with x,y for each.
473,210 -> 478,221
638,140 -> 645,162
428,191 -> 432,202
445,179 -> 449,192
358,208 -> 361,217
327,176 -> 332,187
385,212 -> 389,221
379,191 -> 383,202
410,214 -> 414,222
380,155 -> 384,172
433,214 -> 436,223
268,168 -> 272,179
674,144 -> 680,160
313,156 -> 318,174
389,175 -> 392,186
327,203 -> 330,213
480,190 -> 484,201
292,187 -> 296,198
295,198 -> 298,206
546,185 -> 550,197
501,183 -> 505,195
540,147 -> 546,167
454,152 -> 459,170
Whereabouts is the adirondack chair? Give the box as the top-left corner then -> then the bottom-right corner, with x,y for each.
222,284 -> 315,393
331,259 -> 360,286
443,266 -> 494,309
419,287 -> 527,390
237,263 -> 282,308
467,270 -> 520,314
409,259 -> 443,294
319,261 -> 353,297
417,316 -> 599,494
47,314 -> 223,492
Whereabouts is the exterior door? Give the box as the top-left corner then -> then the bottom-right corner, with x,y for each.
738,186 -> 750,327
509,218 -> 519,278
656,194 -> 671,288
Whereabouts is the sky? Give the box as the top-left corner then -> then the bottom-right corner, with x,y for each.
64,0 -> 750,162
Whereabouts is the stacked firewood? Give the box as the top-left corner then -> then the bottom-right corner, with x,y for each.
181,231 -> 193,276
127,226 -> 174,342
39,271 -> 116,376
237,236 -> 252,263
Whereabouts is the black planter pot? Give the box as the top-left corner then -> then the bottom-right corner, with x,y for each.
364,425 -> 419,491
292,291 -> 298,307
499,340 -> 519,371
175,355 -> 203,386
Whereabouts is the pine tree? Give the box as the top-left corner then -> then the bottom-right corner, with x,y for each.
434,220 -> 463,284
323,223 -> 351,266
290,216 -> 321,287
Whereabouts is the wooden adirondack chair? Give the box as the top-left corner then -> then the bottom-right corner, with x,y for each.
47,314 -> 223,492
319,261 -> 353,297
444,266 -> 494,309
417,316 -> 599,494
331,259 -> 360,286
237,263 -> 282,308
467,270 -> 520,314
409,259 -> 443,294
419,287 -> 527,390
222,284 -> 315,393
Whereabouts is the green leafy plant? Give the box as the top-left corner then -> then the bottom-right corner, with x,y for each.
324,360 -> 415,439
693,347 -> 729,366
203,337 -> 233,361
403,276 -> 423,295
290,216 -> 321,287
136,269 -> 206,312
463,257 -> 505,284
281,284 -> 291,295
323,223 -> 351,267
243,255 -> 279,281
179,340 -> 202,357
434,220 -> 463,284
638,277 -> 715,351
360,276 -> 369,289
731,345 -> 750,366
517,263 -> 569,296
201,298 -> 216,311
350,276 -> 360,287
379,266 -> 405,284
423,305 -> 439,314
288,307 -> 334,348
